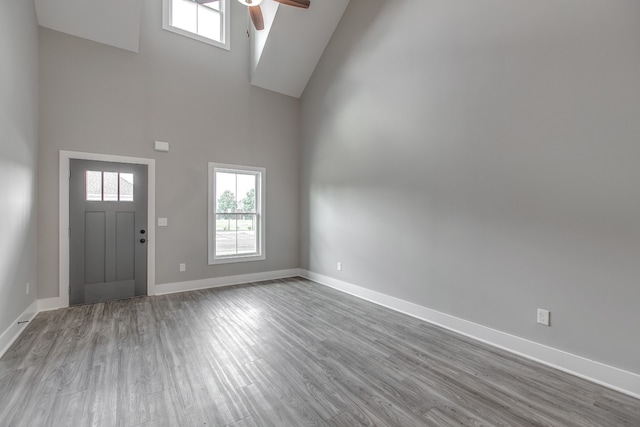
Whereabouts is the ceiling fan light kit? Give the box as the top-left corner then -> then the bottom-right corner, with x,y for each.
194,0 -> 309,31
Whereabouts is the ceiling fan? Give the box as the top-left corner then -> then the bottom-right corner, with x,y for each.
195,0 -> 310,31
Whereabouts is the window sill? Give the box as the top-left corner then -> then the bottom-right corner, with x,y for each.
162,24 -> 230,51
208,254 -> 266,265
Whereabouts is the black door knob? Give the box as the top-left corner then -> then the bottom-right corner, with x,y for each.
140,238 -> 146,243
140,229 -> 146,234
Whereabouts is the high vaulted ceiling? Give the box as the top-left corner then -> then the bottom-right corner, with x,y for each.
250,0 -> 350,98
33,0 -> 350,98
34,0 -> 143,53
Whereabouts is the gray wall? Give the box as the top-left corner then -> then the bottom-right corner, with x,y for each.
300,0 -> 640,374
0,0 -> 39,331
38,0 -> 300,298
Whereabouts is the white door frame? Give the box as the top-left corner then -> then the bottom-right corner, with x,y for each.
59,150 -> 156,307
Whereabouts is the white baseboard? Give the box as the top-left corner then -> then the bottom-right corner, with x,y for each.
0,300 -> 38,359
7,269 -> 637,399
38,297 -> 63,312
299,269 -> 640,400
152,268 -> 302,296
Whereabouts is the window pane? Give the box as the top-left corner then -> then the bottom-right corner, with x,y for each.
237,214 -> 257,254
214,214 -> 257,256
103,172 -> 119,201
215,172 -> 237,213
86,171 -> 102,201
197,6 -> 221,42
119,173 -> 134,202
237,173 -> 256,213
216,214 -> 237,256
202,1 -> 220,11
237,230 -> 257,254
172,0 -> 197,33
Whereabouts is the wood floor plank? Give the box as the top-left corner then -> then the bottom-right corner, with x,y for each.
225,416 -> 259,427
0,367 -> 37,424
45,390 -> 86,427
145,387 -> 187,427
0,277 -> 638,426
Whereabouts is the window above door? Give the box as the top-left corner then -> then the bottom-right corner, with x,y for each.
85,171 -> 135,202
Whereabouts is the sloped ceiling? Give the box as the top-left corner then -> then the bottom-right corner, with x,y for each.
34,0 -> 143,53
250,0 -> 350,98
33,0 -> 347,96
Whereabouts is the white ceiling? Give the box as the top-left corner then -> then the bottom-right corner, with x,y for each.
34,0 -> 143,53
250,0 -> 351,98
33,0 -> 349,97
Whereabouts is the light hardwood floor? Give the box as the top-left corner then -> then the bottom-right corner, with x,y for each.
0,277 -> 638,426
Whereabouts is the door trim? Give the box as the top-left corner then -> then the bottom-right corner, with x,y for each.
59,151 -> 156,308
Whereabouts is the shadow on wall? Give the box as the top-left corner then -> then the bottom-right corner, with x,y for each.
301,0 -> 392,185
0,156 -> 36,324
324,0 -> 388,69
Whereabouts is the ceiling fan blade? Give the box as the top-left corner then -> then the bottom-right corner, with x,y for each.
274,0 -> 310,9
194,0 -> 219,4
249,6 -> 265,31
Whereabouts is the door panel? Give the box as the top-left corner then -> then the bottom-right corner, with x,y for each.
84,280 -> 135,305
69,159 -> 148,306
84,211 -> 106,284
116,212 -> 135,281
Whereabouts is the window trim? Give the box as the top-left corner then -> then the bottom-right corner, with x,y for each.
208,162 -> 266,265
162,0 -> 231,51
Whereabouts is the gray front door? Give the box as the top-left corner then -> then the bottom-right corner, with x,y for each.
69,159 -> 148,306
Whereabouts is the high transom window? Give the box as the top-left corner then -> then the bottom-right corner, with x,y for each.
163,0 -> 230,50
86,171 -> 134,202
208,163 -> 265,264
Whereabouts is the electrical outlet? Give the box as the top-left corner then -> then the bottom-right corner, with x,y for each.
537,309 -> 550,326
179,263 -> 186,272
337,262 -> 342,271
26,282 -> 30,295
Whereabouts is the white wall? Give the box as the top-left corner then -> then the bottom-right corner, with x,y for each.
38,0 -> 300,298
300,0 -> 640,374
0,0 -> 39,333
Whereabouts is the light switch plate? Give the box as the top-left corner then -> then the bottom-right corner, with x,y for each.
158,218 -> 168,227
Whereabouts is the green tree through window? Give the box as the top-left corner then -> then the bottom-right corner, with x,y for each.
217,189 -> 236,219
242,188 -> 255,216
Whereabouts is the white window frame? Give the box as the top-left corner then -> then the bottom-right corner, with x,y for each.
162,0 -> 231,51
208,163 -> 265,265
